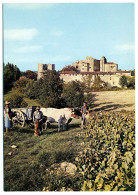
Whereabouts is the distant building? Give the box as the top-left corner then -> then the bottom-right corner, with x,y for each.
72,56 -> 118,72
37,56 -> 132,87
37,63 -> 55,79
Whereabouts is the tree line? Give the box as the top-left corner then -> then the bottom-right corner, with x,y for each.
4,63 -> 135,109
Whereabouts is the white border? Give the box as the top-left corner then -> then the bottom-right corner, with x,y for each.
0,0 -> 137,194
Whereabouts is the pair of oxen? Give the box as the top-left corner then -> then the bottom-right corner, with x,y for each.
40,107 -> 89,131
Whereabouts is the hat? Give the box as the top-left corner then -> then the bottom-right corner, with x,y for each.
36,106 -> 40,110
5,101 -> 10,105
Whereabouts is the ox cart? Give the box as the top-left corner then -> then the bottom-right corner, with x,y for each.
11,106 -> 46,127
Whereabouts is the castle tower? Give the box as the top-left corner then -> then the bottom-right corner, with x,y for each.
37,63 -> 55,79
38,63 -> 45,79
100,56 -> 107,72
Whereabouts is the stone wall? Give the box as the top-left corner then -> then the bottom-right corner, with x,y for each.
60,71 -> 132,87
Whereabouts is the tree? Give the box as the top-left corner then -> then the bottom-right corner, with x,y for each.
26,70 -> 36,80
81,75 -> 93,92
3,63 -> 21,92
127,76 -> 135,89
62,81 -> 84,108
61,65 -> 78,72
27,70 -> 63,108
92,76 -> 107,91
12,78 -> 31,94
119,75 -> 128,88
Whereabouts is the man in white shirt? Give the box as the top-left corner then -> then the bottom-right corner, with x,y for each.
33,106 -> 43,136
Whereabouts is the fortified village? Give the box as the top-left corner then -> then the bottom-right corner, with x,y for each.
37,56 -> 132,87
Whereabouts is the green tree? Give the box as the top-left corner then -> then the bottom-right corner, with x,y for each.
63,81 -> 84,108
119,75 -> 128,88
3,63 -> 21,92
82,75 -> 93,92
28,70 -> 63,107
127,76 -> 135,89
92,76 -> 107,91
12,78 -> 31,94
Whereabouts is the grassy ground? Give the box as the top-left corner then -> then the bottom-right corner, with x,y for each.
4,119 -> 88,191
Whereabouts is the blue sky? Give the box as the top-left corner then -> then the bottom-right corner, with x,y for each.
3,3 -> 135,71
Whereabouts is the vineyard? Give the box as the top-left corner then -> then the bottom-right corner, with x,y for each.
76,111 -> 135,191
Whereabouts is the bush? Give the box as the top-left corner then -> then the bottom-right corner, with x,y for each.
119,75 -> 128,88
127,76 -> 135,89
5,93 -> 28,108
76,111 -> 135,191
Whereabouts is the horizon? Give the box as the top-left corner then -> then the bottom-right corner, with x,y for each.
3,3 -> 135,72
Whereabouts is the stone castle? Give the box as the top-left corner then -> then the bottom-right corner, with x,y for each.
37,56 -> 132,87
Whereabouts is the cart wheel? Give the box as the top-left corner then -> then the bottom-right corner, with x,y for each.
12,109 -> 25,127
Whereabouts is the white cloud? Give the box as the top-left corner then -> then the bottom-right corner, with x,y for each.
13,45 -> 43,53
6,3 -> 55,10
4,29 -> 38,41
115,44 -> 134,53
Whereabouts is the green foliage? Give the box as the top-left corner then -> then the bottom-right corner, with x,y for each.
75,111 -> 135,191
63,81 -> 84,108
5,93 -> 28,108
81,75 -> 93,92
119,75 -> 128,88
12,78 -> 32,94
127,76 -> 135,89
84,92 -> 95,109
3,63 -> 21,92
92,76 -> 108,91
26,70 -> 63,107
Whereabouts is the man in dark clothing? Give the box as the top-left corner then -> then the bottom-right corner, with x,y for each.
81,102 -> 89,129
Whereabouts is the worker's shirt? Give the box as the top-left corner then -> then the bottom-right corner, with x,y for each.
81,106 -> 88,114
33,111 -> 43,121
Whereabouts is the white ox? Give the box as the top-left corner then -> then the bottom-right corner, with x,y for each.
40,107 -> 82,131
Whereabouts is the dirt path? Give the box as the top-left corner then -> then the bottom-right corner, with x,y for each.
92,90 -> 135,112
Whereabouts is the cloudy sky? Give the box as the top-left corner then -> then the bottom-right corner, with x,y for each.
3,3 -> 135,71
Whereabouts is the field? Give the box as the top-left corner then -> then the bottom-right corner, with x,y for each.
3,89 -> 135,191
93,89 -> 135,112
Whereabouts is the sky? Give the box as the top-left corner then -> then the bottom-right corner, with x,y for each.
3,3 -> 135,72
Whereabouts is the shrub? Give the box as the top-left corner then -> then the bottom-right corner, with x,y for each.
5,93 -> 28,108
119,75 -> 128,88
76,111 -> 135,191
127,76 -> 135,89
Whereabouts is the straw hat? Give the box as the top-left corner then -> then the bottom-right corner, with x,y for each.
5,101 -> 10,105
